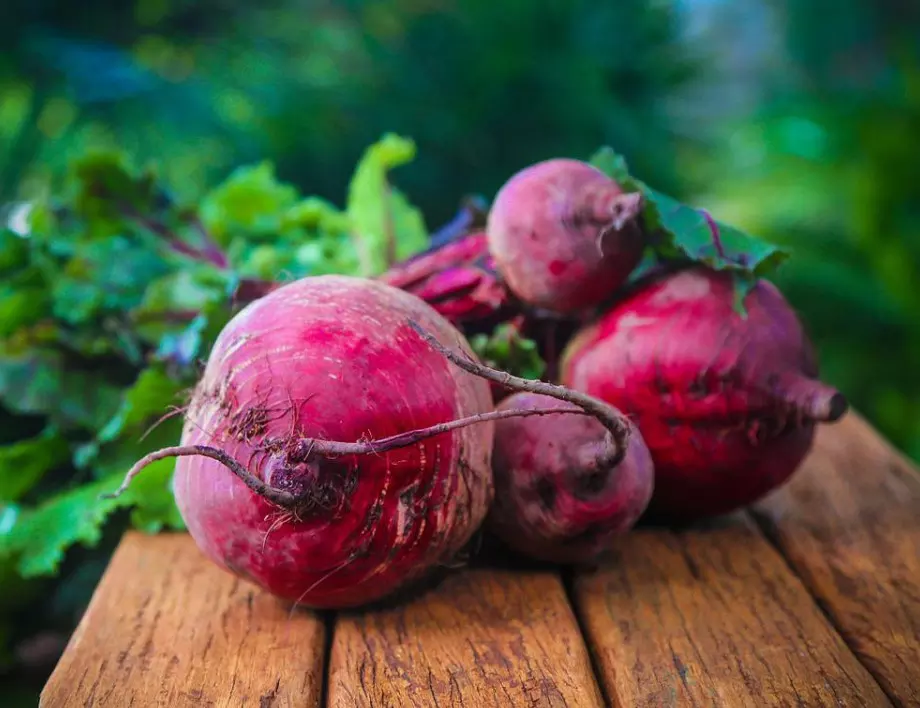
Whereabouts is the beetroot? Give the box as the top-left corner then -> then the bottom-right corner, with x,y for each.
487,392 -> 654,564
110,275 -> 509,609
560,266 -> 848,522
486,158 -> 646,314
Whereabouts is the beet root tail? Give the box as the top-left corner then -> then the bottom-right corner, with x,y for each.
778,374 -> 849,422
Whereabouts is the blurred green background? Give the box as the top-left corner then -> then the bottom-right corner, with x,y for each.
1,0 -> 918,701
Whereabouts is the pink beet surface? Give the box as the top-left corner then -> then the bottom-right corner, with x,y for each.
486,158 -> 646,314
165,276 -> 497,608
560,266 -> 848,522
487,392 -> 654,564
379,231 -> 509,326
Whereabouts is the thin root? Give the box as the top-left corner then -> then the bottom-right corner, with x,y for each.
139,404 -> 189,442
406,319 -> 631,469
100,444 -> 298,509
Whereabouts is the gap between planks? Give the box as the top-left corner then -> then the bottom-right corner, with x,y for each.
326,566 -> 606,707
752,412 -> 920,706
568,512 -> 890,707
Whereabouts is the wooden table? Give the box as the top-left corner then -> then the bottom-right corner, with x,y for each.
40,413 -> 920,707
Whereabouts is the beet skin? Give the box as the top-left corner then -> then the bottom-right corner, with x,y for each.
379,230 -> 509,326
486,158 -> 645,314
171,275 -> 495,608
561,267 -> 848,522
487,392 -> 654,563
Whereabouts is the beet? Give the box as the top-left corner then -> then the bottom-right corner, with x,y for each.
487,392 -> 654,564
560,266 -> 848,522
486,158 -> 646,313
109,276 -> 506,609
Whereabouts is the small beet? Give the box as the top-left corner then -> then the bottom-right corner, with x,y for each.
486,158 -> 646,313
487,392 -> 654,564
561,266 -> 848,522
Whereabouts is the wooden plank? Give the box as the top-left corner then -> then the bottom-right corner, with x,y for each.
328,568 -> 605,707
40,532 -> 327,708
753,413 -> 920,705
571,514 -> 890,707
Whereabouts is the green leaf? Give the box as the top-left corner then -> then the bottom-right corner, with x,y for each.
51,236 -> 172,326
200,161 -> 299,243
0,459 -> 183,578
0,229 -> 30,274
589,146 -> 789,278
0,350 -> 124,431
95,366 -> 187,446
0,285 -> 50,337
346,133 -> 428,276
469,324 -> 546,380
134,266 -> 226,322
0,429 -> 70,502
281,196 -> 352,234
69,150 -> 162,229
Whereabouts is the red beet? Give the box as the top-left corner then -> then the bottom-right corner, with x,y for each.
486,158 -> 646,313
112,276 -> 505,609
560,266 -> 848,522
487,392 -> 654,563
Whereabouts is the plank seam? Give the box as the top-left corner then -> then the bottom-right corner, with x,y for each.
560,567 -> 616,708
319,610 -> 335,707
746,509 -> 899,707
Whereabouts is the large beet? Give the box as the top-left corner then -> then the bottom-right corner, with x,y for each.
561,266 -> 847,521
111,276 -> 498,608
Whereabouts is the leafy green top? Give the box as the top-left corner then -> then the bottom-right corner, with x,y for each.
0,134 -> 424,582
469,323 -> 546,381
589,146 -> 789,308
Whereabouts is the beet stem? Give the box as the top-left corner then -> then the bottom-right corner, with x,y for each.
295,406 -> 593,459
406,319 -> 631,468
103,408 -> 591,509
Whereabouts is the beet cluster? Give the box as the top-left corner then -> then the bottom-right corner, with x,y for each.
110,156 -> 847,610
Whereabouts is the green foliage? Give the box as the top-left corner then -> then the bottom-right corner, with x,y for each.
469,324 -> 546,381
0,133 -> 422,591
590,146 -> 789,310
0,429 -> 69,501
590,147 -> 788,275
0,1 -> 695,221
345,133 -> 428,276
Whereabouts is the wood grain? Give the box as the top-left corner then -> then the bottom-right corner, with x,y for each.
571,514 -> 890,707
754,413 -> 920,705
40,532 -> 326,708
327,568 -> 605,707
